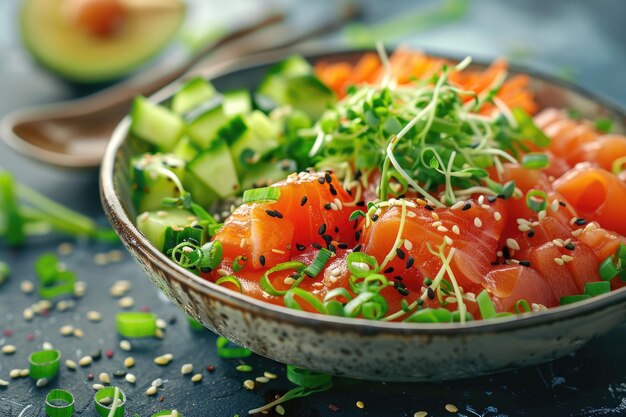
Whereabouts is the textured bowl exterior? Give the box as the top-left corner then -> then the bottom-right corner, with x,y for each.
101,48 -> 626,381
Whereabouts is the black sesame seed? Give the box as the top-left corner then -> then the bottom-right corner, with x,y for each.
318,224 -> 327,235
322,234 -> 333,243
296,244 -> 306,251
324,203 -> 332,210
329,185 -> 338,196
312,243 -> 323,250
574,218 -> 587,226
396,248 -> 406,259
318,177 -> 326,184
425,205 -> 435,211
355,169 -> 362,180
338,243 -> 349,249
384,267 -> 395,274
259,255 -> 266,267
274,210 -> 283,219
353,244 -> 363,252
559,201 -> 567,207
200,267 -> 212,273
356,201 -> 366,207
519,260 -> 531,267
265,210 -> 277,218
393,276 -> 403,281
300,196 -> 308,206
487,196 -> 497,203
417,299 -> 424,306
462,203 -> 472,211
355,230 -> 362,241
502,246 -> 511,260
113,369 -> 127,378
427,287 -> 435,299
325,173 -> 333,183
90,350 -> 102,361
397,288 -> 409,296
327,244 -> 336,253
565,242 -> 576,250
335,226 -> 339,233
497,194 -> 506,199
371,214 -> 379,222
528,229 -> 535,238
406,256 -> 415,269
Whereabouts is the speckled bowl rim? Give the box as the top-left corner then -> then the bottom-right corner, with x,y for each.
101,46 -> 626,336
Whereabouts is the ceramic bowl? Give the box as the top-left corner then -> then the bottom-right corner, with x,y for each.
100,48 -> 626,382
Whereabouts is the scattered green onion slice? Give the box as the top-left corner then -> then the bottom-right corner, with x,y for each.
525,189 -> 548,213
595,118 -> 613,133
187,317 -> 204,331
286,365 -> 332,388
115,312 -> 157,338
29,349 -> 61,380
215,275 -> 243,293
38,271 -> 76,299
612,156 -> 626,176
259,261 -> 306,296
45,389 -> 75,417
231,255 -> 246,273
521,153 -> 549,169
476,290 -> 497,320
242,187 -> 281,203
598,243 -> 625,281
514,299 -> 532,314
501,180 -> 516,199
346,252 -> 379,278
584,281 -> 611,296
559,294 -> 591,305
236,364 -> 253,372
343,291 -> 388,319
404,308 -> 452,323
303,248 -> 333,278
284,288 -> 326,314
197,241 -> 222,271
35,253 -> 59,285
94,386 -> 125,417
216,336 -> 251,359
151,411 -> 182,417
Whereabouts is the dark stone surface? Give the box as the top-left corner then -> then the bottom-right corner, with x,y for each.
0,1 -> 625,416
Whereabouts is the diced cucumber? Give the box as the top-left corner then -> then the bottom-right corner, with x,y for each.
257,55 -> 335,119
130,96 -> 185,151
131,153 -> 186,213
137,208 -> 201,252
241,160 -> 295,189
185,96 -> 227,149
223,89 -> 252,116
247,110 -> 280,140
171,77 -> 217,115
172,135 -> 199,162
182,170 -> 220,209
188,141 -> 240,198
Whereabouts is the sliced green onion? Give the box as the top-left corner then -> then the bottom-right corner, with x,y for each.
595,118 -> 613,133
522,153 -> 549,169
35,253 -> 59,285
215,275 -> 243,293
197,241 -> 222,270
236,364 -> 253,372
259,261 -> 306,296
151,411 -> 182,417
231,255 -> 246,273
404,308 -> 452,323
525,189 -> 548,213
284,288 -> 327,314
501,180 -> 516,199
584,281 -> 611,296
187,317 -> 204,331
303,249 -> 333,278
612,156 -> 626,176
94,386 -> 125,417
353,273 -> 389,293
513,108 -> 551,147
346,252 -> 379,278
559,294 -> 591,305
45,389 -> 75,417
477,289 -> 497,320
216,336 -> 251,359
343,291 -> 388,319
287,365 -> 332,388
242,187 -> 281,203
598,244 -> 625,281
514,299 -> 532,314
115,312 -> 157,338
34,253 -> 77,299
29,349 -> 61,380
451,310 -> 474,322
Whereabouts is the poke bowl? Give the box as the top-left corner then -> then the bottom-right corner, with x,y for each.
100,47 -> 626,381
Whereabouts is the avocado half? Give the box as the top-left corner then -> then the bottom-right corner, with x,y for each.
20,0 -> 185,83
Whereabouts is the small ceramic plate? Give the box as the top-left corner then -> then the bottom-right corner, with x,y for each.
100,47 -> 626,382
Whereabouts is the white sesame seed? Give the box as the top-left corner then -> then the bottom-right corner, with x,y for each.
450,201 -> 464,210
518,224 -> 531,232
330,203 -> 339,211
151,378 -> 163,387
57,242 -> 74,255
154,355 -> 171,366
432,221 -> 443,228
99,373 -> 110,384
23,308 -> 34,321
42,342 -> 54,350
437,225 -> 449,233
0,379 -> 8,387
271,248 -> 286,255
181,364 -> 193,375
73,328 -> 84,338
20,280 -> 35,294
403,240 -> 413,250
156,318 -> 167,329
283,277 -> 296,285
506,238 -> 520,251
92,383 -> 105,391
65,359 -> 77,370
216,269 -> 229,277
9,369 -> 21,379
146,386 -> 158,396
552,239 -> 564,247
451,225 -> 460,235
444,236 -> 454,246
255,376 -> 269,383
550,200 -> 560,212
474,217 -> 482,228
571,229 -> 583,237
334,198 -> 343,210
1,345 -> 16,354
431,212 -> 440,221
19,369 -> 29,377
243,380 -> 255,390
356,401 -> 365,409
59,325 -> 74,336
79,356 -> 92,367
414,412 -> 428,417
119,340 -> 132,351
125,373 -> 136,384
118,296 -> 135,309
407,211 -> 417,218
554,257 -> 565,266
516,218 -> 529,225
538,210 -> 547,221
493,211 -> 502,221
481,204 -> 491,210
191,373 -> 203,383
73,281 -> 87,297
36,378 -> 49,388
263,371 -> 278,380
124,357 -> 135,368
445,404 -> 459,413
561,255 -> 574,263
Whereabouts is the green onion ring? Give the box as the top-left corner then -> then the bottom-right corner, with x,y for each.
259,261 -> 306,296
242,187 -> 281,203
187,316 -> 204,330
115,312 -> 157,338
477,289 -> 497,319
215,275 -> 243,293
151,411 -> 182,417
346,252 -> 379,278
286,365 -> 332,388
521,153 -> 550,169
514,299 -> 532,314
284,288 -> 327,313
45,389 -> 75,417
216,336 -> 251,359
29,349 -> 61,380
94,386 -> 125,417
525,189 -> 548,213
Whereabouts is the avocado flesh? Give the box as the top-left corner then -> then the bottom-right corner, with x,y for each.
21,0 -> 185,82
